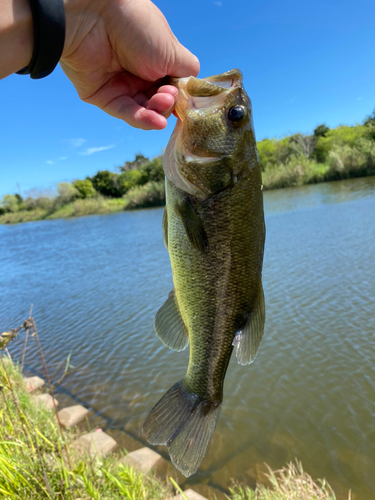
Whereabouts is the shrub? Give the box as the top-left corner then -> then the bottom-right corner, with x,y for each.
23,196 -> 53,211
288,134 -> 316,159
262,156 -> 328,189
123,181 -> 165,209
56,182 -> 80,205
326,139 -> 375,179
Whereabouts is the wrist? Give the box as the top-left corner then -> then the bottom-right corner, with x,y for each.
62,0 -> 104,58
0,0 -> 33,79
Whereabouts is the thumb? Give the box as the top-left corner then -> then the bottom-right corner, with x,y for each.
168,38 -> 200,78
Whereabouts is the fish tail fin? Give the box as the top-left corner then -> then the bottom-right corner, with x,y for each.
142,379 -> 221,477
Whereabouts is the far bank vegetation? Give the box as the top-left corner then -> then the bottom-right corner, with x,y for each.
1,110 -> 375,224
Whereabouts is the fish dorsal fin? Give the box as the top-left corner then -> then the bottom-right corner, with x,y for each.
154,289 -> 189,352
233,283 -> 266,365
162,206 -> 168,249
176,199 -> 208,252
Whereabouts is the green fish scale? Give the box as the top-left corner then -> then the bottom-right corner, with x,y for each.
166,161 -> 264,403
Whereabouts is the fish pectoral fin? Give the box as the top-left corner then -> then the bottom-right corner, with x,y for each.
154,289 -> 189,352
162,206 -> 168,249
177,198 -> 208,252
233,283 -> 266,365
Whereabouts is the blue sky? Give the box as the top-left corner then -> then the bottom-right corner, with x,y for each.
1,0 -> 374,197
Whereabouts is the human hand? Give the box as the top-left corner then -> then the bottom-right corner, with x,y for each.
61,0 -> 199,130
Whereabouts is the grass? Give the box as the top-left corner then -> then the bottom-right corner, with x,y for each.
1,316 -> 351,500
0,355 -> 173,499
228,462 -> 350,500
0,354 -> 351,500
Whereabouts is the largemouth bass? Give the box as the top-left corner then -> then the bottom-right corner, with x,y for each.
143,69 -> 266,477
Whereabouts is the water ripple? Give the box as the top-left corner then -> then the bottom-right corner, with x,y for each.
1,178 -> 375,499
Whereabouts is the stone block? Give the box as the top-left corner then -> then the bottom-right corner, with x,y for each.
172,489 -> 208,500
24,376 -> 45,392
58,405 -> 89,428
120,447 -> 163,473
73,430 -> 117,458
34,393 -> 58,410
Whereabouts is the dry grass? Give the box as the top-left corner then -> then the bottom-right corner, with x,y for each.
228,461 -> 350,500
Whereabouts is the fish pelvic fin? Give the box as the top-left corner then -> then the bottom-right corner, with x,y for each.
154,289 -> 189,352
142,380 -> 221,477
233,282 -> 266,365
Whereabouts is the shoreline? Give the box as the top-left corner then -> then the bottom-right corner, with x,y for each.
1,172 -> 374,226
1,353 -> 350,500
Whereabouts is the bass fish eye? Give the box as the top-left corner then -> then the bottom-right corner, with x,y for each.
228,105 -> 247,123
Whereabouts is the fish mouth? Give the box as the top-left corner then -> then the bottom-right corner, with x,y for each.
171,69 -> 243,121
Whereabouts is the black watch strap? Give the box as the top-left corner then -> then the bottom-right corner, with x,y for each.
17,0 -> 66,79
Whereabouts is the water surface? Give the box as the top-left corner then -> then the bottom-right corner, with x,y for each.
1,176 -> 375,499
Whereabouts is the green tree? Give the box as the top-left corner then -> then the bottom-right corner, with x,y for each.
140,156 -> 164,182
0,194 -> 21,214
313,125 -> 367,163
364,108 -> 375,127
257,139 -> 278,171
257,137 -> 291,171
120,154 -> 149,172
73,179 -> 96,198
118,170 -> 144,195
89,170 -> 121,197
363,108 -> 375,140
314,124 -> 330,138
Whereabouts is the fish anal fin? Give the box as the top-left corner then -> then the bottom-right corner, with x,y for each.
162,206 -> 168,249
233,283 -> 266,365
154,289 -> 189,352
177,199 -> 208,252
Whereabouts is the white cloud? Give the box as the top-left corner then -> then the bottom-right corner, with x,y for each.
58,156 -> 68,161
356,96 -> 363,101
46,160 -> 54,165
80,145 -> 115,156
67,138 -> 86,148
214,1 -> 222,5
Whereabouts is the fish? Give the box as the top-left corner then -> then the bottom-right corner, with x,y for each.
143,69 -> 266,477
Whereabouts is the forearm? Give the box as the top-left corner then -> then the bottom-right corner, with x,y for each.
0,0 -> 33,79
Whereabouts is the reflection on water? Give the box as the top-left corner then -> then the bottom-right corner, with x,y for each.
1,177 -> 374,499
